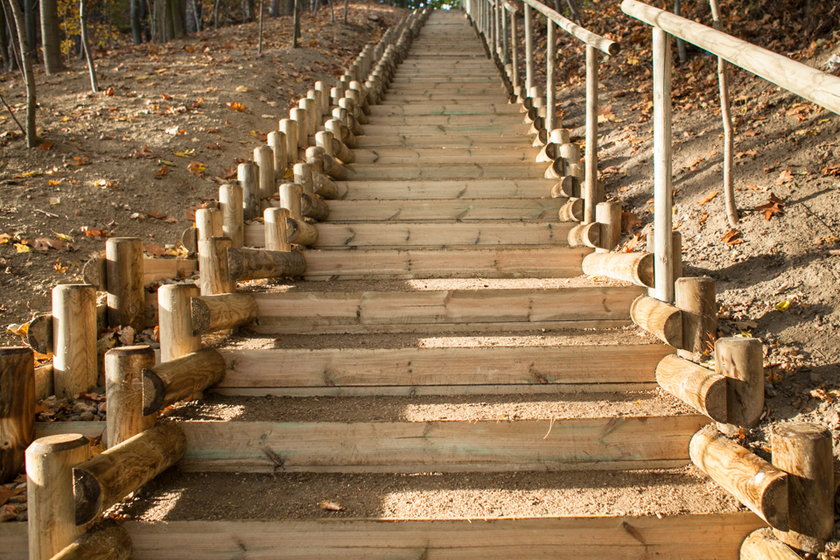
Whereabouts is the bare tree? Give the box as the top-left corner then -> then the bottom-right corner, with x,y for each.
41,0 -> 65,73
3,0 -> 37,147
80,0 -> 99,93
342,0 -> 347,24
292,0 -> 300,48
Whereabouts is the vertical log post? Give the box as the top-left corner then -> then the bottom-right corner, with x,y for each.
105,237 -> 144,331
772,423 -> 834,553
104,346 -> 155,448
219,183 -> 245,249
584,45 -> 600,224
198,237 -> 234,296
294,163 -> 315,196
279,118 -> 299,163
0,347 -> 34,482
26,433 -> 91,560
509,8 -> 519,92
52,284 -> 97,398
675,276 -> 717,361
290,107 -> 308,150
254,145 -> 276,210
652,28 -> 674,303
545,20 -> 555,136
715,337 -> 763,428
157,283 -> 201,362
237,163 -> 259,221
280,183 -> 304,219
265,207 -> 292,252
596,201 -> 622,252
267,131 -> 288,182
523,3 -> 533,95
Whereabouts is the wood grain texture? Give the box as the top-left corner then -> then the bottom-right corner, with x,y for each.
741,528 -> 802,560
52,524 -> 132,560
226,247 -> 306,281
630,295 -> 682,347
655,355 -> 727,421
0,347 -> 34,482
105,237 -> 145,332
142,348 -> 226,414
104,346 -> 155,448
582,252 -> 654,288
190,293 -> 259,335
52,284 -> 98,398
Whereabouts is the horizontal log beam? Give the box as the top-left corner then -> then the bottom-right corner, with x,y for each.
582,252 -> 654,288
655,355 -> 727,421
142,348 -> 227,414
227,247 -> 306,281
630,295 -> 682,347
190,294 -> 258,335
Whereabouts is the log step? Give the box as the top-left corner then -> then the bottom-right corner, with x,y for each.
355,135 -> 533,148
368,103 -> 521,116
322,198 -> 564,222
364,114 -> 526,126
351,147 -> 539,164
358,125 -> 529,137
244,221 -> 574,249
345,163 -> 544,180
246,283 -> 643,334
335,179 -> 554,200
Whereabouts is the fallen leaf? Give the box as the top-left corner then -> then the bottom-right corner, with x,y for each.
235,85 -> 250,93
820,163 -> 840,177
755,193 -> 785,220
30,238 -> 67,252
155,165 -> 170,178
319,500 -> 344,512
14,243 -> 31,253
698,212 -> 709,224
774,299 -> 791,312
775,169 -> 793,185
72,156 -> 92,166
721,229 -> 743,245
173,149 -> 195,158
699,191 -> 718,205
187,162 -> 207,177
39,141 -> 54,151
227,102 -> 247,112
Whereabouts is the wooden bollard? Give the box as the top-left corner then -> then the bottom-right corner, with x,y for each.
301,97 -> 320,133
26,433 -> 91,560
558,197 -> 583,222
219,183 -> 244,248
157,283 -> 200,363
551,177 -> 578,199
315,130 -> 335,157
0,347 -> 34,482
279,183 -> 303,218
24,312 -> 53,355
596,201 -> 622,253
237,162 -> 259,221
227,246 -> 307,281
52,524 -> 132,560
198,237 -> 234,296
320,153 -> 350,181
567,162 -> 584,181
191,293 -> 258,334
630,295 -> 682,347
676,276 -> 717,360
314,80 -> 329,113
142,348 -> 226,414
648,230 -> 683,289
254,145 -> 275,205
105,237 -> 144,331
301,192 -> 329,221
294,163 -> 315,195
52,284 -> 98,398
656,355 -> 727,421
286,217 -> 319,247
195,205 -> 223,242
279,118 -> 299,163
715,337 -> 763,428
290,107 -> 308,148
567,222 -> 600,248
582,252 -> 655,288
544,159 -> 565,180
105,346 -> 155,448
73,423 -> 186,525
313,169 -> 344,198
690,424 -> 788,529
772,423 -> 834,552
266,131 -> 287,180
741,529 -> 801,560
264,207 -> 291,252
558,142 -> 581,164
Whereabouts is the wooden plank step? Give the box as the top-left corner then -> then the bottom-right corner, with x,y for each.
216,343 -> 673,393
389,77 -> 500,84
355,135 -> 533,148
345,163 -> 544,180
378,97 -> 515,105
364,114 -> 525,126
301,246 -> 589,280
243,221 -> 572,249
248,285 -> 642,334
368,104 -> 520,116
335,179 -> 553,200
358,125 -> 529,137
351,147 -> 538,164
0,513 -> 764,560
323,198 -> 563,221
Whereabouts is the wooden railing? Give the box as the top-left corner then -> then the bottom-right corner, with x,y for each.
464,0 -> 618,225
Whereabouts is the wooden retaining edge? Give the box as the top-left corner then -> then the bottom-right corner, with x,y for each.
582,251 -> 654,288
142,348 -> 227,415
741,529 -> 802,560
190,293 -> 258,335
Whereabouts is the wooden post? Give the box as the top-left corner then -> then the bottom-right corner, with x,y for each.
237,163 -> 259,221
219,183 -> 245,248
198,237 -> 234,296
157,283 -> 200,363
714,337 -> 763,428
195,206 -> 223,243
0,347 -> 34,482
584,45 -> 600,224
51,525 -> 132,560
104,346 -> 155,448
290,107 -> 308,149
280,183 -> 304,218
741,529 -> 801,560
581,252 -> 654,287
315,80 -> 329,113
73,423 -> 186,525
267,131 -> 288,181
567,222 -> 600,248
675,276 -> 717,361
523,3 -> 533,94
265,207 -> 291,252
771,423 -> 834,553
545,20 -> 555,135
630,295 -> 682,347
293,163 -> 315,195
190,294 -> 258,335
228,246 -> 307,280
301,192 -> 329,221
26,433 -> 91,560
279,118 -> 299,163
52,284 -> 97,398
254,145 -> 275,206
510,9 -> 518,90
652,28 -> 674,303
656,355 -> 727,421
142,349 -> 226,414
595,201 -> 621,252
105,237 -> 144,331
690,424 -> 788,529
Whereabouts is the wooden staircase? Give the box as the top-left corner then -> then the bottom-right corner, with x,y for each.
7,11 -> 767,559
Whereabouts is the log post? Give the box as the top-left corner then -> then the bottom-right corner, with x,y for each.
596,201 -> 622,252
314,81 -> 329,113
285,217 -> 319,247
264,207 -> 291,252
290,107 -> 308,149
26,433 -> 91,560
73,423 -> 186,525
190,294 -> 258,334
237,163 -> 259,221
279,183 -> 303,218
652,27 -> 674,303
219,183 -> 245,249
630,295 -> 682,347
675,276 -> 717,361
267,131 -> 288,181
715,337 -> 763,428
558,197 -> 583,222
104,346 -> 155,448
198,237 -> 234,296
551,177 -> 578,199
294,163 -> 315,195
105,237 -> 144,331
195,206 -> 223,242
0,347 -> 34,482
142,348 -> 226,414
584,45 -> 600,224
581,252 -> 654,287
279,118 -> 299,163
52,284 -> 98,398
315,130 -> 335,157
51,524 -> 132,560
741,529 -> 802,560
567,222 -> 600,248
690,424 -> 788,529
157,283 -> 201,363
771,423 -> 834,553
254,145 -> 275,206
227,246 -> 307,280
301,192 -> 330,221
656,355 -> 727,421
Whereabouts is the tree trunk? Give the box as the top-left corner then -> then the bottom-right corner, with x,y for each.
80,0 -> 98,92
241,0 -> 253,21
153,0 -> 186,42
257,0 -> 263,54
23,0 -> 36,61
342,0 -> 347,24
6,0 -> 36,147
268,0 -> 279,17
327,0 -> 333,23
292,0 -> 300,48
130,0 -> 143,43
674,0 -> 687,63
41,0 -> 64,73
186,0 -> 200,33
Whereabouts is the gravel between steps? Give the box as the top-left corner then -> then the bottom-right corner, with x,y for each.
111,467 -> 743,522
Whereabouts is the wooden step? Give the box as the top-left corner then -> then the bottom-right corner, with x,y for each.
247,284 -> 643,334
351,147 -> 538,164
301,246 -> 589,280
368,104 -> 520,116
358,125 -> 528,137
355,135 -> 533,148
322,198 -> 563,221
364,114 -> 526,126
335,179 -> 553,200
244,221 -> 572,249
345,163 -> 543,180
